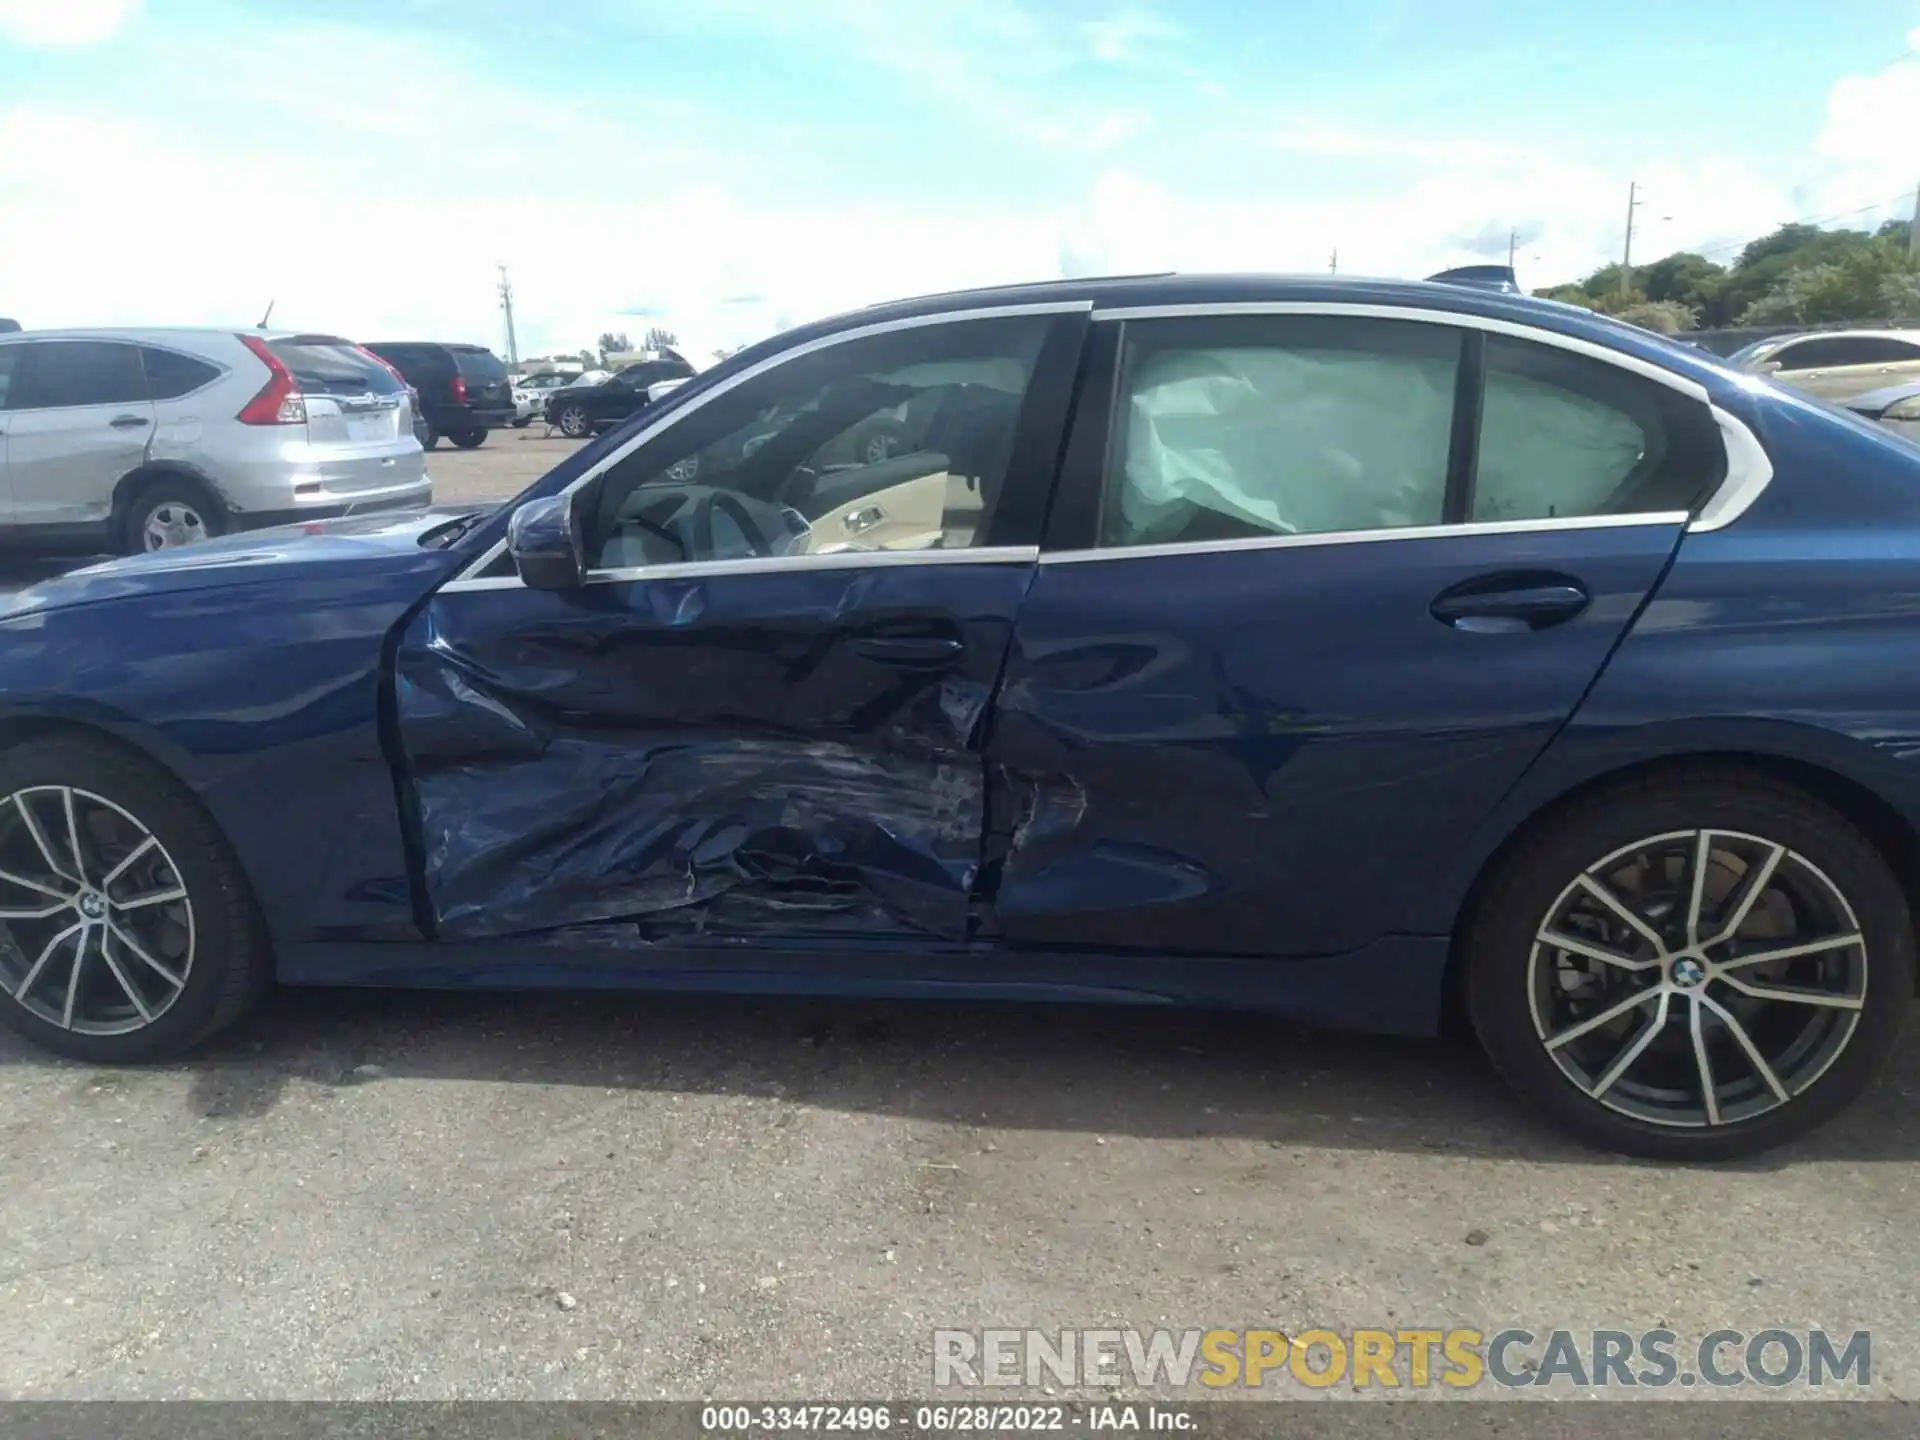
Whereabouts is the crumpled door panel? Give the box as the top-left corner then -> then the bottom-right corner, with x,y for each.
394,563 -> 1031,943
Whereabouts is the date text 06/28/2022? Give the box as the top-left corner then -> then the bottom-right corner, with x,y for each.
931,1326 -> 1874,1392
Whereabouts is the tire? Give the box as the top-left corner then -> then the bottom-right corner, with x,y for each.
849,418 -> 907,466
1465,765 -> 1913,1160
512,417 -> 531,429
121,476 -> 225,556
0,736 -> 270,1063
421,425 -> 440,451
555,404 -> 591,439
449,428 -> 487,450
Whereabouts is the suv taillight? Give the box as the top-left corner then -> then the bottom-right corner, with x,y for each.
450,374 -> 469,403
236,335 -> 307,425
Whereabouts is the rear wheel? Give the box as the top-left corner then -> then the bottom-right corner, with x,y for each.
421,424 -> 440,451
121,476 -> 225,555
0,737 -> 269,1063
511,416 -> 531,429
1465,768 -> 1913,1159
555,404 -> 591,439
450,428 -> 487,450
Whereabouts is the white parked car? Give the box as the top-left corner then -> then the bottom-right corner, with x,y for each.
510,371 -> 578,427
0,327 -> 430,553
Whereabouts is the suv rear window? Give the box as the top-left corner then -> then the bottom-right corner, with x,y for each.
270,338 -> 402,396
451,348 -> 508,382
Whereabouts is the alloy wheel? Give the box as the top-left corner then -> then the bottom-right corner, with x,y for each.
558,407 -> 589,438
143,503 -> 209,551
0,786 -> 195,1036
1529,828 -> 1865,1129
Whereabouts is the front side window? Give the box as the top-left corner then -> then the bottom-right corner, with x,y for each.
1470,334 -> 1725,522
1101,315 -> 1462,547
9,341 -> 147,409
583,315 -> 1048,570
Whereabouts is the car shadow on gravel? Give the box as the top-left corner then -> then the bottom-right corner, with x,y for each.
2,985 -> 1912,1168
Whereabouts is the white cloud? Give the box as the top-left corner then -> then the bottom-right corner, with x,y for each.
0,0 -> 140,47
1083,9 -> 1182,64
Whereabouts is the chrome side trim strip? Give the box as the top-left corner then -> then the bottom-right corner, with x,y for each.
448,299 -> 1093,586
1689,406 -> 1774,533
1089,301 -> 1714,404
1039,512 -> 1691,566
438,545 -> 1041,594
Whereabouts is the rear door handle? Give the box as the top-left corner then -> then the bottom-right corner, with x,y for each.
109,414 -> 151,429
850,634 -> 965,667
1431,574 -> 1590,633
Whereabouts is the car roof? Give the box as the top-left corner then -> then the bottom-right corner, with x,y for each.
371,341 -> 496,353
1760,328 -> 1920,345
0,326 -> 350,347
726,271 -> 1737,391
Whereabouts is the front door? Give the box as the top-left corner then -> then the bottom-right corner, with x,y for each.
2,340 -> 154,531
396,308 -> 1084,944
989,310 -> 1727,958
0,345 -> 17,525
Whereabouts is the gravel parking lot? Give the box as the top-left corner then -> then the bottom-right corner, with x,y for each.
2,428 -> 1918,1406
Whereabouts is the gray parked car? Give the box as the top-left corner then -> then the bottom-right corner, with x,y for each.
0,327 -> 430,554
1731,328 -> 1920,405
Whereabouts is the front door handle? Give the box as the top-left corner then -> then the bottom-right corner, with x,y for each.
109,414 -> 151,429
850,634 -> 965,667
1431,573 -> 1590,633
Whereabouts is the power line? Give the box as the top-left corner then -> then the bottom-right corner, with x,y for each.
1689,189 -> 1916,262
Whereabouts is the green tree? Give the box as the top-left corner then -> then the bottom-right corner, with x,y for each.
596,331 -> 632,362
643,326 -> 680,351
1737,239 -> 1920,325
1613,299 -> 1698,334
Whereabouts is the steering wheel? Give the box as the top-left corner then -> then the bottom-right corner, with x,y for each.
685,488 -> 782,558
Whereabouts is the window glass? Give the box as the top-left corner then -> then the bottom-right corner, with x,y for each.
1101,315 -> 1461,547
1777,337 -> 1862,370
1471,334 -> 1725,522
0,346 -> 16,408
11,341 -> 147,409
451,348 -> 509,382
140,347 -> 222,400
1836,337 -> 1920,365
269,339 -> 402,396
584,315 -> 1048,570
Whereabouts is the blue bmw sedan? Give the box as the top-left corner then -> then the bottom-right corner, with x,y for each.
0,272 -> 1912,1160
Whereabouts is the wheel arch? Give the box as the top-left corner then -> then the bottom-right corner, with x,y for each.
1440,748 -> 1920,1030
110,462 -> 228,535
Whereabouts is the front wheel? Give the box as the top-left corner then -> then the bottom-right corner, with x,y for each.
1466,767 -> 1913,1159
449,428 -> 487,450
511,416 -> 531,429
0,736 -> 269,1063
554,404 -> 591,438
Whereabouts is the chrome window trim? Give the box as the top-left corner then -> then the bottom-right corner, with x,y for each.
441,546 -> 1040,594
1088,300 -> 1771,539
1041,512 -> 1693,566
444,299 -> 1092,590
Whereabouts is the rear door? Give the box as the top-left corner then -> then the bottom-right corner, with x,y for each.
396,307 -> 1085,945
989,309 -> 1728,957
1773,336 -> 1905,401
2,340 -> 154,530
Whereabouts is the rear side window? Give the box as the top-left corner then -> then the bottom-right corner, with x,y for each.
451,348 -> 508,382
1471,335 -> 1725,522
270,338 -> 402,396
0,346 -> 16,408
1777,337 -> 1865,370
1102,314 -> 1462,546
10,341 -> 147,409
141,346 -> 221,400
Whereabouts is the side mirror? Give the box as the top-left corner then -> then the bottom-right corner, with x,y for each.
507,493 -> 586,590
1755,360 -> 1784,374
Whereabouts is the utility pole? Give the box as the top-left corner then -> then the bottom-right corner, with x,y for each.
1508,229 -> 1517,268
1620,181 -> 1641,299
497,266 -> 519,368
1909,182 -> 1920,263
1329,247 -> 1338,275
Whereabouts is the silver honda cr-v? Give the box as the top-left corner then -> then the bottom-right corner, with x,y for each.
0,327 -> 430,553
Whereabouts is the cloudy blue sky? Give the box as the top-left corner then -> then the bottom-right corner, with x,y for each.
4,0 -> 1920,362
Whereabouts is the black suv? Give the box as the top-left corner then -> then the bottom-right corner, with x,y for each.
364,342 -> 513,449
544,357 -> 696,437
